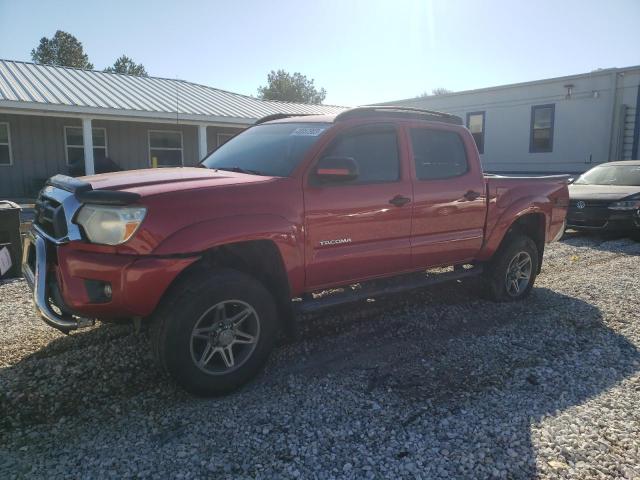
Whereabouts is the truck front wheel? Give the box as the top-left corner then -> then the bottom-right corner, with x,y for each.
484,234 -> 539,302
150,268 -> 278,396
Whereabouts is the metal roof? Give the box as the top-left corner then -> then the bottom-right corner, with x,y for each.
378,65 -> 640,105
0,59 -> 346,125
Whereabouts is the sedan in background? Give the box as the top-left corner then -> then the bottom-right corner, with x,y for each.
567,161 -> 640,236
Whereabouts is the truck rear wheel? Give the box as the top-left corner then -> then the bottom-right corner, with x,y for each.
484,233 -> 539,302
150,268 -> 278,396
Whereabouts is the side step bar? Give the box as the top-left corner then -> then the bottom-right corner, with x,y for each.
293,264 -> 484,315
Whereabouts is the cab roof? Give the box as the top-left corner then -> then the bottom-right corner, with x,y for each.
256,106 -> 463,126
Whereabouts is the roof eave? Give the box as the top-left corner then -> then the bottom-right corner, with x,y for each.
0,100 -> 255,126
377,65 -> 640,105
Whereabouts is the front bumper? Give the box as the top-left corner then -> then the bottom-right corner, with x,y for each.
566,207 -> 640,231
23,227 -> 199,333
23,180 -> 201,333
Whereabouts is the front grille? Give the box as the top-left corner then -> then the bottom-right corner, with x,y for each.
569,199 -> 611,208
567,199 -> 610,228
34,193 -> 68,239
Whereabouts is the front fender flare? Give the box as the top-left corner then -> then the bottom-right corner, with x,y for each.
152,214 -> 305,293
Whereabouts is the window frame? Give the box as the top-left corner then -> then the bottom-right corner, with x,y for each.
148,129 -> 184,167
529,104 -> 555,153
408,126 -> 470,182
0,122 -> 13,166
466,111 -> 485,154
217,132 -> 235,147
64,126 -> 108,166
310,123 -> 402,187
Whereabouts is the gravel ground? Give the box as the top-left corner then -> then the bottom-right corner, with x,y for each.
1,233 -> 639,479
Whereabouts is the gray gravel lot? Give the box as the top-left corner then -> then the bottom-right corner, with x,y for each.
1,233 -> 640,479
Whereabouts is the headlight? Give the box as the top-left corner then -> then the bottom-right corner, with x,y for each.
75,205 -> 147,245
608,200 -> 640,211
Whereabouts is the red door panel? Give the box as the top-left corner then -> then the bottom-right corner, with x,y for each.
304,183 -> 413,289
405,123 -> 487,268
303,124 -> 413,290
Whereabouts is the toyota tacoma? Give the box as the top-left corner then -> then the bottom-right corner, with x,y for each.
23,107 -> 569,395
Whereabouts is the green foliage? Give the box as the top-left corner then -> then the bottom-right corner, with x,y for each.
104,55 -> 148,76
257,70 -> 327,104
431,87 -> 453,96
419,87 -> 453,97
31,30 -> 94,69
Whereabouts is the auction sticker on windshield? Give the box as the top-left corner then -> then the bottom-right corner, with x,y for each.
290,127 -> 327,136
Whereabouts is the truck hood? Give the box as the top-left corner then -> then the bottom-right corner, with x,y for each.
569,184 -> 640,201
82,167 -> 275,196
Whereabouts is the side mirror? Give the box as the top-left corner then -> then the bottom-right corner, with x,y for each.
314,156 -> 358,182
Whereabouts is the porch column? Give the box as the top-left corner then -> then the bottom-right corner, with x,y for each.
197,124 -> 208,161
82,117 -> 95,175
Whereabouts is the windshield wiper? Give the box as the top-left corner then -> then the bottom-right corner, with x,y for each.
215,166 -> 264,176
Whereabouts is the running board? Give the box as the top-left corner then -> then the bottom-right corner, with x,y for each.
293,264 -> 483,315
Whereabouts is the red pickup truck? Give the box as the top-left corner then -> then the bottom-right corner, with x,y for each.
23,107 -> 568,395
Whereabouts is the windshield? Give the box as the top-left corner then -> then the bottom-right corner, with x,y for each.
574,164 -> 640,186
201,122 -> 330,176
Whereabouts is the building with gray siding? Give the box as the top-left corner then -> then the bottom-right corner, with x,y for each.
382,66 -> 640,175
0,60 -> 345,199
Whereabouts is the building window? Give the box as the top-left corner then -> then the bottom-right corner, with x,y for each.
466,111 -> 485,154
149,130 -> 183,167
0,122 -> 12,166
64,126 -> 108,166
217,133 -> 235,147
409,128 -> 468,180
530,104 -> 555,153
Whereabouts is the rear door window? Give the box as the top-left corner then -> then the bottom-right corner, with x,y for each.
409,128 -> 468,180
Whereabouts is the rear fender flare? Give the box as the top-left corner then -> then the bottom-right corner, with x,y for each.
479,196 -> 550,261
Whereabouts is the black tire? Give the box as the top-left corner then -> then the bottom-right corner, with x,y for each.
150,268 -> 278,396
483,233 -> 539,302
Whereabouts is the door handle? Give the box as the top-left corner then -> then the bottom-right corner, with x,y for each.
389,195 -> 411,207
463,190 -> 481,201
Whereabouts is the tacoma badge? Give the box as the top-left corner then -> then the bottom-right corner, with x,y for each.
319,238 -> 352,246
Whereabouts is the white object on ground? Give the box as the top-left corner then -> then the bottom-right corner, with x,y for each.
0,246 -> 12,276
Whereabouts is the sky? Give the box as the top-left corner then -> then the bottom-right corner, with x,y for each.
1,0 -> 639,106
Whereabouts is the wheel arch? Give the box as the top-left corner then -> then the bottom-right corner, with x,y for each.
497,212 -> 546,274
164,239 -> 296,339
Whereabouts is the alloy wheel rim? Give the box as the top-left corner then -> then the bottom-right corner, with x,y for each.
189,300 -> 260,375
505,251 -> 532,297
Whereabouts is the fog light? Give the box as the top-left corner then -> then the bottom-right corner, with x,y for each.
84,280 -> 113,303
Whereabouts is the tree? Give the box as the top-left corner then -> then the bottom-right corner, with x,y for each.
31,30 -> 93,69
431,87 -> 453,96
257,70 -> 326,104
418,87 -> 453,98
104,55 -> 148,76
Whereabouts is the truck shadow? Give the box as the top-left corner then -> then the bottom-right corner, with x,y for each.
1,281 -> 638,478
278,283 -> 639,477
